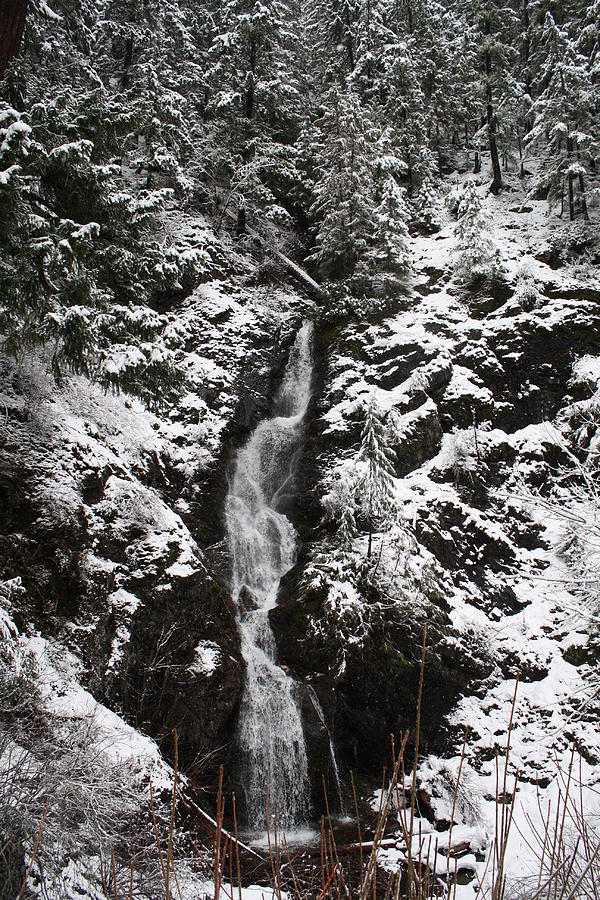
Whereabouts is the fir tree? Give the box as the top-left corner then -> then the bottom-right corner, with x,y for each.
526,13 -> 596,220
322,473 -> 358,548
306,88 -> 376,277
414,176 -> 441,232
467,0 -> 521,193
453,180 -> 503,283
370,176 -> 411,272
381,36 -> 434,194
357,397 -> 396,558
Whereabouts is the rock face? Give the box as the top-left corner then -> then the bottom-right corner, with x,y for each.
0,405 -> 244,780
0,273 -> 308,788
266,230 -> 600,804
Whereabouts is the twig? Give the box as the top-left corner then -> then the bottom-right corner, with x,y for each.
17,798 -> 50,900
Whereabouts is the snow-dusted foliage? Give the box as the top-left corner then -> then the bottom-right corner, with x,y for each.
453,180 -> 503,283
513,262 -> 544,311
322,466 -> 358,548
357,397 -> 397,555
369,177 -> 411,273
525,12 -> 598,221
0,605 -> 184,897
413,176 -> 441,233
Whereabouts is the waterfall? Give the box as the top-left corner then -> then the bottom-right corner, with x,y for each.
226,322 -> 314,829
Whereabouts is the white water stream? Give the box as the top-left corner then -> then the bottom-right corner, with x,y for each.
226,322 -> 314,828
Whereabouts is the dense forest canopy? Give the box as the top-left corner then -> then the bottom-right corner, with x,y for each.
0,0 -> 598,402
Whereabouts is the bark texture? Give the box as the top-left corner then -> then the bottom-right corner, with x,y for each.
0,0 -> 29,79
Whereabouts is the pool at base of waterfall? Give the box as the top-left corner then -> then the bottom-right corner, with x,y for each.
243,815 -> 358,850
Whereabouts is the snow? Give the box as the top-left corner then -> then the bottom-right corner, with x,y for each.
572,354 -> 600,386
189,641 -> 222,676
307,167 -> 600,895
24,635 -> 173,786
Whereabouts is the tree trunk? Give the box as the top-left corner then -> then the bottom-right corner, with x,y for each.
344,4 -> 355,71
521,0 -> 531,98
0,0 -> 29,79
576,142 -> 590,221
567,133 -> 575,221
485,46 -> 503,193
121,33 -> 134,88
518,128 -> 524,178
236,202 -> 246,236
245,39 -> 256,120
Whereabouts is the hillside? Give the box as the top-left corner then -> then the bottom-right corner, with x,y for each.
1,0 -> 600,897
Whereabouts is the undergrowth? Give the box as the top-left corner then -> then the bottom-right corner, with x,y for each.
3,607 -> 599,900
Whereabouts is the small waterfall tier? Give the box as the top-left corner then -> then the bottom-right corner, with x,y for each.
226,322 -> 314,829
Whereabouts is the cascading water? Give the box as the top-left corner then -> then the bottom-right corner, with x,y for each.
226,322 -> 314,829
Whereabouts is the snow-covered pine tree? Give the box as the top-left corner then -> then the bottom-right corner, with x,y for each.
306,87 -> 376,277
0,0 -> 207,404
381,36 -> 434,195
357,397 -> 396,557
303,0 -> 361,87
369,176 -> 411,272
405,0 -> 461,174
414,176 -> 441,232
526,13 -> 596,221
322,472 -> 358,548
467,0 -> 521,193
453,179 -> 503,282
350,0 -> 395,102
203,0 -> 304,228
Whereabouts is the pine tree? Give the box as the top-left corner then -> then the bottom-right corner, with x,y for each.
414,176 -> 441,232
306,87 -> 376,277
526,13 -> 596,220
357,397 -> 396,558
467,0 -> 521,193
381,36 -> 434,194
0,0 -> 207,404
303,0 -> 361,86
370,176 -> 411,272
322,473 -> 358,548
454,180 -> 503,283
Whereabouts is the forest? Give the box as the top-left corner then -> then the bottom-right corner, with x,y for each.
0,0 -> 598,401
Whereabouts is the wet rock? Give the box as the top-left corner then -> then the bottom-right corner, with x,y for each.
115,570 -> 242,778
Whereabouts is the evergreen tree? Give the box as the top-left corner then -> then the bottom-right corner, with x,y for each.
526,13 -> 596,220
381,36 -> 434,194
454,180 -> 503,282
357,397 -> 396,558
467,0 -> 521,193
303,0 -> 361,86
414,175 -> 441,232
369,176 -> 411,271
322,473 -> 358,548
0,0 -> 207,404
306,88 -> 376,277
